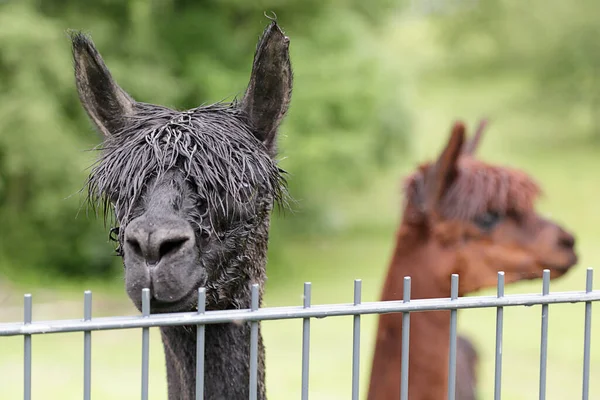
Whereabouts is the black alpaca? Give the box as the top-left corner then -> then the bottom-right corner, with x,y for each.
70,20 -> 292,400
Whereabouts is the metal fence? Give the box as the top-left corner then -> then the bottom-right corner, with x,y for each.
0,268 -> 598,400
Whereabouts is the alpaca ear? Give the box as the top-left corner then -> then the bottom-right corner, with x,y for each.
69,31 -> 135,138
241,19 -> 293,154
463,118 -> 488,155
426,121 -> 465,213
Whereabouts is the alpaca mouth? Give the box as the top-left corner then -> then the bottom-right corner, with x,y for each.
548,264 -> 574,277
149,286 -> 199,313
540,255 -> 578,279
150,297 -> 194,313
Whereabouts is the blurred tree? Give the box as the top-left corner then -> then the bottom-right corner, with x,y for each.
0,0 -> 409,278
429,0 -> 600,139
0,3 -> 117,277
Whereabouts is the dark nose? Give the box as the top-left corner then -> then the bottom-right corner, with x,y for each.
558,229 -> 575,249
124,218 -> 194,266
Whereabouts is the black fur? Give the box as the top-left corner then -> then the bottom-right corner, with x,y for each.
85,103 -> 288,251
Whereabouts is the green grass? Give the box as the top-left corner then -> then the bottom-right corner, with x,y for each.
3,13 -> 600,400
0,234 -> 392,400
1,232 -> 598,399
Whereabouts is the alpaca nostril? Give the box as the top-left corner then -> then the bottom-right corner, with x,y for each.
559,233 -> 575,249
126,238 -> 143,258
158,237 -> 189,260
124,217 -> 195,266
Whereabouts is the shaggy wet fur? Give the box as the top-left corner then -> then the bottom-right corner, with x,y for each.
403,157 -> 541,224
85,103 -> 288,257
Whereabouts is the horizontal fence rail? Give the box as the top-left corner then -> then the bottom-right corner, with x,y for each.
1,289 -> 599,336
1,268 -> 597,400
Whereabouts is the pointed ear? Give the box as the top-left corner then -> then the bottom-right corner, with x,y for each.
240,20 -> 293,154
426,121 -> 465,213
69,31 -> 135,138
463,118 -> 488,155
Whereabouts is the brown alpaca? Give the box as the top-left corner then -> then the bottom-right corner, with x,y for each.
366,120 -> 578,400
455,335 -> 479,400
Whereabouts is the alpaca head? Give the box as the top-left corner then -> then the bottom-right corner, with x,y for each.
70,21 -> 292,312
402,120 -> 577,294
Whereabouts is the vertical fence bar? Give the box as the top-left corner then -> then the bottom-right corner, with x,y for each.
301,282 -> 312,400
401,276 -> 412,400
141,289 -> 150,400
582,268 -> 593,400
23,294 -> 32,400
249,284 -> 259,400
539,270 -> 550,400
494,272 -> 505,400
196,288 -> 206,400
83,291 -> 92,400
351,280 -> 362,400
447,274 -> 459,400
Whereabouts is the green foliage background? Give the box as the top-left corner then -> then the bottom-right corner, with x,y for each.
2,0 -> 599,279
432,0 -> 600,140
0,0 -> 409,278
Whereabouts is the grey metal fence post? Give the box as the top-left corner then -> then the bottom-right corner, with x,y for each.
249,284 -> 259,400
141,289 -> 150,400
494,272 -> 505,400
447,274 -> 459,400
582,268 -> 593,400
351,279 -> 362,400
301,282 -> 312,400
196,287 -> 206,400
539,270 -> 550,400
83,291 -> 92,400
401,276 -> 412,400
23,294 -> 32,400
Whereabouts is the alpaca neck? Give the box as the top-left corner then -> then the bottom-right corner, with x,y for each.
367,228 -> 453,400
159,215 -> 271,400
160,322 -> 265,400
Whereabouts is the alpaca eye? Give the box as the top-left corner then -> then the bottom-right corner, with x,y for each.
474,211 -> 502,231
109,227 -> 120,242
